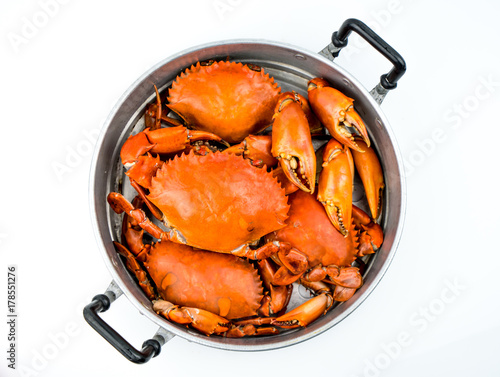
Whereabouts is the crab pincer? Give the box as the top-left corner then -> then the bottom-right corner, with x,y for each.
352,205 -> 384,256
293,91 -> 323,135
317,139 -> 354,236
307,78 -> 370,152
153,300 -> 232,336
120,126 -> 226,167
223,134 -> 278,169
271,91 -> 317,193
271,293 -> 333,328
350,139 -> 385,221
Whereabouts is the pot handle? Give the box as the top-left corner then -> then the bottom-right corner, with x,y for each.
320,18 -> 406,104
83,281 -> 174,364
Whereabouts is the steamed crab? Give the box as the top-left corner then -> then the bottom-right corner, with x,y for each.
107,60 -> 386,336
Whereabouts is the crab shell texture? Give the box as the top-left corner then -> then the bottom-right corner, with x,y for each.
265,190 -> 358,268
147,151 -> 290,253
146,240 -> 264,319
167,61 -> 281,144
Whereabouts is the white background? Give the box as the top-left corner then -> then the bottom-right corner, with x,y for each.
1,0 -> 499,376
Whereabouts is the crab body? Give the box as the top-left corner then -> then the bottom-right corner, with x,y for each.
147,151 -> 289,254
167,61 -> 281,143
144,240 -> 264,319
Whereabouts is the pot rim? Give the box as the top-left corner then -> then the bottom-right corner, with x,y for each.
89,38 -> 407,351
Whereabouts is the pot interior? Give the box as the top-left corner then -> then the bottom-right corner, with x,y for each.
90,40 -> 405,351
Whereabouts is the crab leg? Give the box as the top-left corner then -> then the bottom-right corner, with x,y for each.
317,139 -> 353,236
145,85 -> 184,130
350,139 -> 385,221
308,78 -> 370,152
234,240 -> 293,260
107,192 -> 167,240
299,277 -> 356,303
120,126 -> 226,167
153,85 -> 162,130
225,325 -> 279,337
120,196 -> 148,256
113,242 -> 156,300
352,205 -> 384,256
299,278 -> 331,295
124,154 -> 165,220
272,92 -> 317,193
271,293 -> 333,328
223,135 -> 278,169
145,103 -> 184,129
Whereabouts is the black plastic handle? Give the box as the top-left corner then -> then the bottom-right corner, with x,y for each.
331,18 -> 406,90
83,294 -> 161,364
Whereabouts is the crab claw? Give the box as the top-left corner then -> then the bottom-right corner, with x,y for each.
271,92 -> 317,193
120,126 -> 226,167
325,266 -> 363,289
350,139 -> 385,220
352,204 -> 384,256
307,78 -> 370,152
153,300 -> 231,336
223,134 -> 278,168
271,293 -> 333,328
317,139 -> 353,236
293,92 -> 323,135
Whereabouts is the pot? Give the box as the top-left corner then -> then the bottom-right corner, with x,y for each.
84,18 -> 406,363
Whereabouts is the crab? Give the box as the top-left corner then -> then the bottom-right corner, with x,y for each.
265,190 -> 365,303
115,239 -> 279,336
167,60 -> 281,144
108,151 -> 292,260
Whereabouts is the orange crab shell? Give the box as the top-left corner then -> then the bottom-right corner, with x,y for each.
167,61 -> 281,143
145,240 -> 264,319
265,190 -> 358,268
147,151 -> 290,253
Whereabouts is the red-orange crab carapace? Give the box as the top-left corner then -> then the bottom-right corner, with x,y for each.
108,151 -> 291,260
167,60 -> 281,144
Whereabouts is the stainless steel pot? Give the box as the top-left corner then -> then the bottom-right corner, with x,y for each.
84,19 -> 406,363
